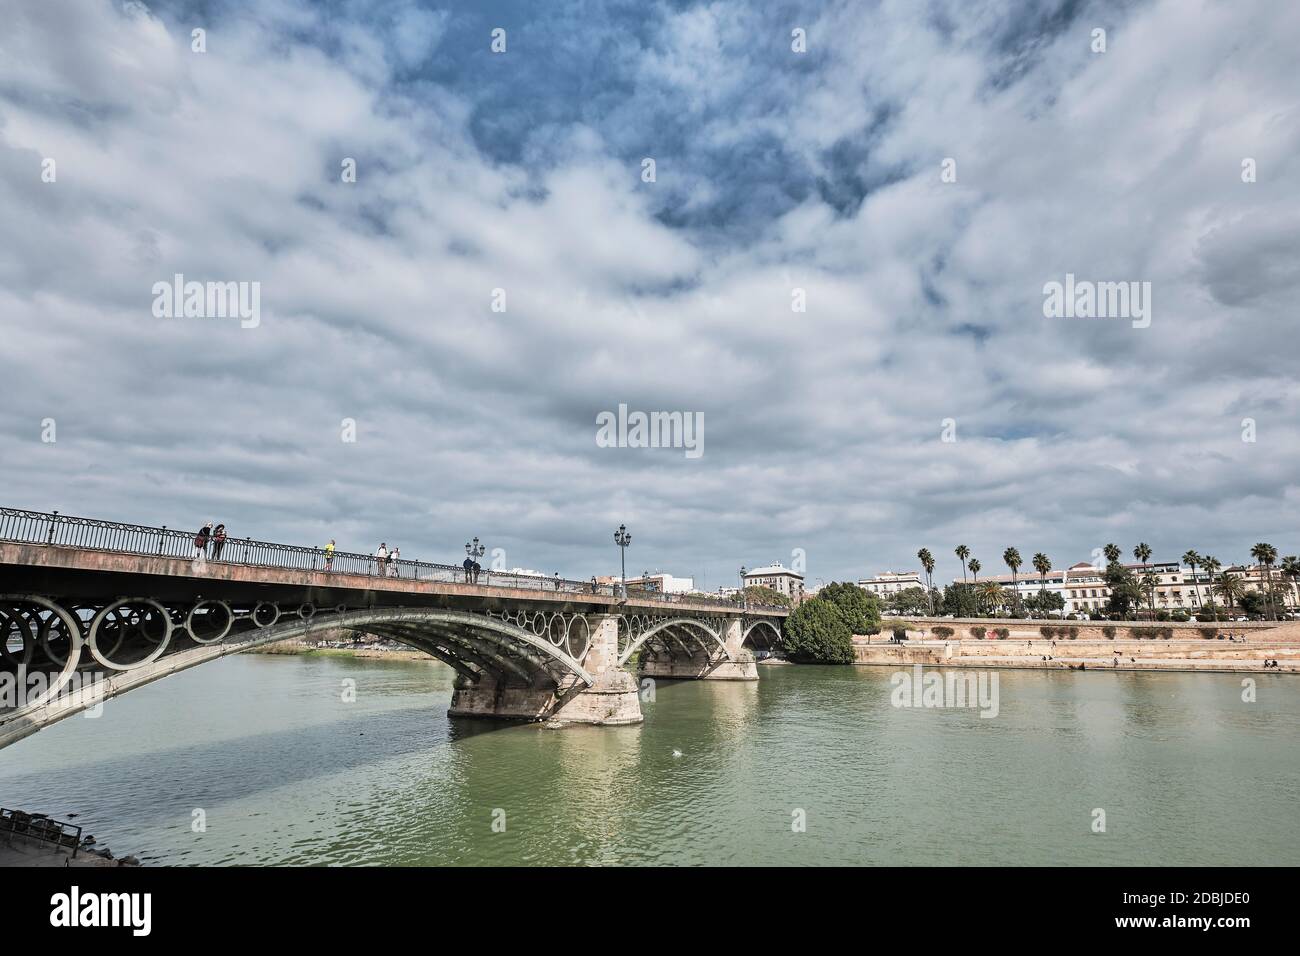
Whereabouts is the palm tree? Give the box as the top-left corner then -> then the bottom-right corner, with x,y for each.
1250,543 -> 1278,620
1215,573 -> 1245,616
1003,547 -> 1022,616
1281,555 -> 1300,617
1201,555 -> 1222,619
1103,543 -> 1121,565
979,581 -> 1005,616
1031,553 -> 1051,618
967,558 -> 981,611
1182,549 -> 1202,612
1134,542 -> 1153,615
917,548 -> 936,615
1141,571 -> 1160,614
955,545 -> 970,589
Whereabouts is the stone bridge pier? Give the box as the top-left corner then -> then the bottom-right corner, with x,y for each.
449,614 -> 644,725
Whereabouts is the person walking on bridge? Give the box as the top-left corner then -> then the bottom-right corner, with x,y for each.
193,521 -> 212,560
375,543 -> 388,576
211,523 -> 227,561
463,555 -> 473,583
388,546 -> 401,577
323,539 -> 335,572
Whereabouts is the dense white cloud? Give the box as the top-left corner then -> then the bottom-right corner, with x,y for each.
1,0 -> 1297,588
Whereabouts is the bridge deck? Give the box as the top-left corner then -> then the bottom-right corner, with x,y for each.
0,542 -> 788,618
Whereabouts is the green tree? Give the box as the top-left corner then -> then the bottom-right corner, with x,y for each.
942,583 -> 980,617
1024,589 -> 1065,616
1214,573 -> 1244,615
1103,543 -> 1122,564
1182,550 -> 1202,612
979,581 -> 1006,616
917,548 -> 936,614
731,585 -> 790,608
889,586 -> 933,616
1134,542 -> 1153,614
1202,554 -> 1222,614
1250,543 -> 1278,620
818,581 -> 882,635
955,545 -> 970,588
781,598 -> 854,664
1003,547 -> 1022,615
1104,562 -> 1142,618
1140,570 -> 1160,617
1031,552 -> 1051,618
1281,555 -> 1300,616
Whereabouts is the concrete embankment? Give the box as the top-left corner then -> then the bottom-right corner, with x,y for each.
851,617 -> 1300,673
853,639 -> 1299,674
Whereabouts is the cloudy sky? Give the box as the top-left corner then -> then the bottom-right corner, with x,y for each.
1,0 -> 1297,588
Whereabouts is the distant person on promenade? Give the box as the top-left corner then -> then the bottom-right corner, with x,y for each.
375,543 -> 388,576
388,547 -> 400,576
193,521 -> 212,559
211,523 -> 227,560
472,560 -> 481,584
463,556 -> 473,583
323,539 -> 335,572
591,576 -> 598,594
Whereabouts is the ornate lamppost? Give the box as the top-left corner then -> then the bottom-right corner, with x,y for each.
614,524 -> 631,600
739,565 -> 747,610
465,537 -> 485,584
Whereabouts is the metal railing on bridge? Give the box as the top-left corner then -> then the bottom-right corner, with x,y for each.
0,508 -> 786,611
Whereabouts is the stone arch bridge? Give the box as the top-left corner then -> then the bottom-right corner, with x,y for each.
0,509 -> 787,750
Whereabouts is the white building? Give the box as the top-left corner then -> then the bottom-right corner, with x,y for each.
858,571 -> 925,598
743,563 -> 805,601
626,572 -> 695,595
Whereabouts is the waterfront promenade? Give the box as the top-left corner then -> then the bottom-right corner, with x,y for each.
854,617 -> 1300,674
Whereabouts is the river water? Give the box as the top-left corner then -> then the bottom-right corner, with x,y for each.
2,655 -> 1296,865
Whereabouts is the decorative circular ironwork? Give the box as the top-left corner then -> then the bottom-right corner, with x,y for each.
87,598 -> 173,671
0,596 -> 89,718
185,600 -> 233,645
297,603 -> 316,621
565,615 -> 590,661
251,602 -> 280,628
547,614 -> 566,647
0,606 -> 35,668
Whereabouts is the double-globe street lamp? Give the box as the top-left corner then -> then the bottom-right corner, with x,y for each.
465,536 -> 485,583
614,524 -> 631,600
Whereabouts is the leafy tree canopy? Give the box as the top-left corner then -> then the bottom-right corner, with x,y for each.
781,598 -> 854,664
817,581 -> 882,634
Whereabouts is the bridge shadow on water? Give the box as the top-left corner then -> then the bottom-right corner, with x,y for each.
0,700 -> 533,813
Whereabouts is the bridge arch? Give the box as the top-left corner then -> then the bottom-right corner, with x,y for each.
0,600 -> 594,751
742,619 -> 782,650
617,617 -> 731,667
